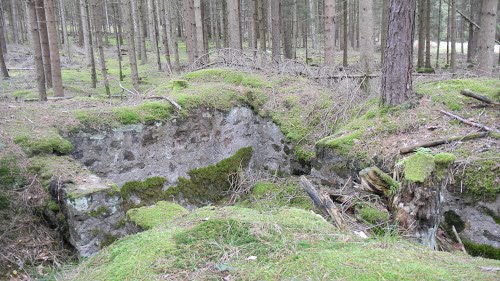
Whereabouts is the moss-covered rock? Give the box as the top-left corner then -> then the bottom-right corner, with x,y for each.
166,147 -> 253,204
121,177 -> 167,210
126,201 -> 188,230
402,150 -> 436,183
463,240 -> 500,260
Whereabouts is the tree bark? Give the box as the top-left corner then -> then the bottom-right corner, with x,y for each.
380,0 -> 389,65
80,0 -> 92,65
0,26 -> 9,79
194,0 -> 205,59
417,0 -> 425,68
10,0 -> 20,44
381,0 -> 417,106
59,0 -> 71,61
44,0 -> 64,97
227,0 -> 241,49
324,0 -> 335,65
359,0 -> 374,74
83,0 -> 97,88
436,0 -> 442,68
307,0 -> 316,49
450,0 -> 457,72
123,0 -> 139,87
271,0 -> 281,63
27,0 -> 47,101
476,0 -> 498,76
342,0 -> 348,67
424,0 -> 431,68
92,0 -> 110,96
36,0 -> 52,88
258,0 -> 266,51
183,0 -> 197,64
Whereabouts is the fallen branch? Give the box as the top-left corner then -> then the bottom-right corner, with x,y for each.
400,132 -> 490,154
7,68 -> 35,71
118,82 -> 138,96
460,89 -> 499,106
300,176 -> 344,229
146,96 -> 182,111
440,110 -> 499,133
452,225 -> 467,254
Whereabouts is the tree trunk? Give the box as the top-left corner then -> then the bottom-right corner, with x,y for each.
424,0 -> 431,68
436,0 -> 442,68
342,0 -> 348,67
59,0 -> 71,61
381,0 -> 417,106
359,0 -> 374,74
161,0 -> 172,73
169,0 -> 180,72
258,0 -> 266,51
80,0 -> 92,65
476,0 -> 498,76
183,0 -> 197,64
44,0 -> 64,97
324,0 -> 335,65
77,0 -> 84,46
112,2 -> 123,81
92,0 -> 110,96
10,0 -> 20,44
450,0 -> 457,72
380,0 -> 389,65
307,0 -> 316,49
467,0 -> 480,63
227,0 -> 241,49
0,5 -> 7,53
0,26 -> 9,79
148,0 -> 161,70
123,0 -> 139,87
283,0 -> 293,59
271,0 -> 281,63
417,0 -> 425,69
36,0 -> 52,88
27,0 -> 46,101
194,0 -> 204,60
83,0 -> 97,88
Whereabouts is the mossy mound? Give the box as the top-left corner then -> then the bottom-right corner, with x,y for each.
183,68 -> 266,88
166,147 -> 253,204
14,132 -> 73,156
237,181 -> 314,210
121,177 -> 167,210
0,156 -> 26,211
400,150 -> 457,183
127,201 -> 189,230
59,205 -> 500,281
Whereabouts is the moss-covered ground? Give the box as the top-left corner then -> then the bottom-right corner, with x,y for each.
56,204 -> 500,281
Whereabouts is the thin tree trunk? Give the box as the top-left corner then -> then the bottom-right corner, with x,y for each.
123,0 -> 139,87
131,0 -> 143,63
417,0 -> 425,68
36,0 -> 52,88
59,0 -> 71,61
92,0 -> 110,96
194,0 -> 204,59
112,2 -> 123,81
258,0 -> 266,51
476,0 -> 498,76
342,0 -> 348,67
271,0 -> 281,63
27,0 -> 46,101
44,0 -> 64,97
10,0 -> 20,44
169,0 -> 180,72
0,5 -> 7,54
424,0 -> 431,68
0,27 -> 9,79
324,0 -> 335,65
80,0 -> 92,65
381,0 -> 417,106
450,0 -> 457,72
307,0 -> 316,49
436,0 -> 442,68
161,0 -> 172,73
83,0 -> 97,88
148,0 -> 161,70
381,0 -> 389,65
77,0 -> 84,46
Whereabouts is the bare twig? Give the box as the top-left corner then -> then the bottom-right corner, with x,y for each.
440,110 -> 499,133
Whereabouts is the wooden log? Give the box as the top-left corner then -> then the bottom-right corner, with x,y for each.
452,225 -> 467,254
440,110 -> 499,133
460,89 -> 499,106
145,96 -> 182,111
359,167 -> 400,198
400,132 -> 490,154
300,176 -> 344,229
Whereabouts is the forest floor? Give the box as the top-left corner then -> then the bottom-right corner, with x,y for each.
0,43 -> 499,280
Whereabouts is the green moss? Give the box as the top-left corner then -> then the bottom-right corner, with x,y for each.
47,199 -> 60,212
171,79 -> 188,91
244,181 -> 314,211
183,68 -> 266,88
101,234 -> 118,249
0,156 -> 25,190
14,132 -> 73,156
89,206 -> 109,218
112,107 -> 142,125
126,201 -> 189,230
481,207 -> 500,225
28,155 -> 84,190
358,205 -> 390,225
442,210 -> 465,238
166,147 -> 253,204
294,146 -> 315,163
121,177 -> 167,210
0,193 -> 9,210
317,131 -> 363,156
460,157 -> 498,199
434,153 -> 457,165
463,240 -> 500,260
403,151 -> 436,183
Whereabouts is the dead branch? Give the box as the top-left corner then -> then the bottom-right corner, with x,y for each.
452,225 -> 467,254
300,176 -> 344,229
146,96 -> 182,111
460,89 -> 499,106
118,82 -> 138,96
400,132 -> 490,154
440,110 -> 499,133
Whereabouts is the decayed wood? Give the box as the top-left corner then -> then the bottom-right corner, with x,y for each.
358,167 -> 395,197
300,176 -> 344,229
400,132 -> 490,154
440,110 -> 499,133
452,225 -> 467,254
460,89 -> 499,106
